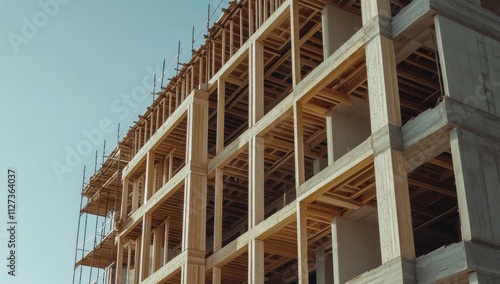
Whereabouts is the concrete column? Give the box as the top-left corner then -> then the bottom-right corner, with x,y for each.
313,158 -> 328,175
321,4 -> 362,59
331,217 -> 381,284
316,249 -> 333,284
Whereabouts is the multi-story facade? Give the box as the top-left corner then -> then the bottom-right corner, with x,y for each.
73,0 -> 500,283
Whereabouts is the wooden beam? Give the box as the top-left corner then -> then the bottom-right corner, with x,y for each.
206,203 -> 296,271
298,138 -> 373,202
207,95 -> 293,175
142,250 -> 186,284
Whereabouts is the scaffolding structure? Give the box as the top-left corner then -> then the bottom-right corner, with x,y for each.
74,0 -> 500,283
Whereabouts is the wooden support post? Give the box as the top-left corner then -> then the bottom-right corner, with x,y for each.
249,41 -> 264,125
134,236 -> 141,284
120,178 -> 129,222
362,0 -> 415,262
198,57 -> 204,89
176,83 -> 180,108
168,92 -> 172,117
152,225 -> 163,272
168,154 -> 173,180
144,151 -> 155,204
294,102 -> 305,187
297,202 -> 308,284
157,158 -> 164,191
163,219 -> 170,265
222,29 -> 226,65
325,109 -> 335,165
132,179 -> 139,213
139,213 -> 152,281
182,77 -> 186,102
212,42 -> 216,80
181,91 -> 208,284
152,164 -> 158,195
249,0 -> 254,36
156,107 -> 160,132
264,0 -> 268,21
229,20 -> 234,57
162,97 -> 166,123
256,0 -> 263,28
240,8 -> 244,46
149,114 -> 153,138
115,237 -> 123,284
190,67 -> 194,93
290,0 -> 301,86
126,242 -> 132,282
133,132 -> 137,155
213,79 -> 226,284
213,168 -> 223,284
217,79 -> 226,152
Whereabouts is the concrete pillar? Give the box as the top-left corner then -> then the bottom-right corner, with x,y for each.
321,4 -> 362,59
326,97 -> 371,164
316,249 -> 334,284
331,217 -> 381,284
313,158 -> 328,174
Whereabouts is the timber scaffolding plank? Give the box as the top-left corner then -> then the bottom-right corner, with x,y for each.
76,0 -> 500,283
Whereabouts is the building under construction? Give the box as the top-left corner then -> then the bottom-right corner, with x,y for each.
72,0 -> 500,283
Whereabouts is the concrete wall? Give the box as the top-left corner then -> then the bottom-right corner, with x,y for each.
332,217 -> 381,284
322,5 -> 362,58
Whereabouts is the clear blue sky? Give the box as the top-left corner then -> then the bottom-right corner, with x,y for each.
0,1 -> 227,283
